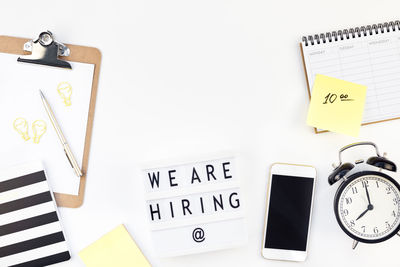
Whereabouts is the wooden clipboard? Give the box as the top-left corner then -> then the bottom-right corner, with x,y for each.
0,35 -> 101,208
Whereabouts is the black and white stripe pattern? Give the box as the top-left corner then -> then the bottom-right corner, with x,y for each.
0,163 -> 70,267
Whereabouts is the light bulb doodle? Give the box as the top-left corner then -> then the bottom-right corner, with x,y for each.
13,118 -> 30,141
57,82 -> 73,106
32,120 -> 47,144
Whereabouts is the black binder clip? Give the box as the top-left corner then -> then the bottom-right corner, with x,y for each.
18,31 -> 72,69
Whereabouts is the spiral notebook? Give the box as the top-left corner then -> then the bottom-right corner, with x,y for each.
300,20 -> 400,133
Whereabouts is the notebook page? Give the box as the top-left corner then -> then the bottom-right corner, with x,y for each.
302,30 -> 400,124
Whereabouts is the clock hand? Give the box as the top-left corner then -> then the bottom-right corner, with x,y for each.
356,208 -> 369,221
365,183 -> 372,205
355,191 -> 374,221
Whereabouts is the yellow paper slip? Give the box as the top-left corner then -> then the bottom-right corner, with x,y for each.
79,224 -> 151,267
307,74 -> 367,137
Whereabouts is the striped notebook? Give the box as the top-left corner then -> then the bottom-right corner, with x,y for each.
0,162 -> 71,267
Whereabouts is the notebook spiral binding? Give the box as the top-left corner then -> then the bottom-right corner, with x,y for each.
302,21 -> 400,46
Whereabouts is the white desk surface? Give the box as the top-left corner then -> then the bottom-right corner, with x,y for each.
2,1 -> 400,266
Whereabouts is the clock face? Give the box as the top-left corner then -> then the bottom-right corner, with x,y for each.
336,173 -> 400,242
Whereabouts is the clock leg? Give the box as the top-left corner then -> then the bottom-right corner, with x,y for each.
352,240 -> 358,250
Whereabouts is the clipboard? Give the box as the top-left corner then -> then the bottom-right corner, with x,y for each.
0,32 -> 101,208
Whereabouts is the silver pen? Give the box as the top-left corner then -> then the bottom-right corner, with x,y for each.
39,90 -> 83,177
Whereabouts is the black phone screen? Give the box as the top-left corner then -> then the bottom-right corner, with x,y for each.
264,174 -> 314,251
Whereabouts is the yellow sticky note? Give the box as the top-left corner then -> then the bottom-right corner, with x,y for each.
307,74 -> 367,136
79,225 -> 151,267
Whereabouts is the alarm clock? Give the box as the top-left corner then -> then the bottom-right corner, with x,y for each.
328,142 -> 400,249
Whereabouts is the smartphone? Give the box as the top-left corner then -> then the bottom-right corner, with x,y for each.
262,163 -> 316,261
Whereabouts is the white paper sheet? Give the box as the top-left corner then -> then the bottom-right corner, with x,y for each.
0,53 -> 94,195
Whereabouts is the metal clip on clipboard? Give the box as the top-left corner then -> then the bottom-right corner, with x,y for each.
18,31 -> 72,69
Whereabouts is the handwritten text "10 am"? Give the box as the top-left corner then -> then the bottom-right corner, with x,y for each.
323,93 -> 354,104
